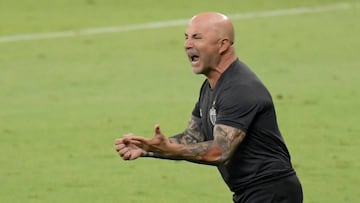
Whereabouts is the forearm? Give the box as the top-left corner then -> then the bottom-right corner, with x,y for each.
142,151 -> 183,161
143,152 -> 219,166
142,141 -> 225,166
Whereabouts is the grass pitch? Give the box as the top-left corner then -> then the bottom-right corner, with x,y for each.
0,0 -> 359,202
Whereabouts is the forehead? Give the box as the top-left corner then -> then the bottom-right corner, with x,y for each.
185,20 -> 213,36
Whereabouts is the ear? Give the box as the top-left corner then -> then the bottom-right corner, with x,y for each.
219,38 -> 232,54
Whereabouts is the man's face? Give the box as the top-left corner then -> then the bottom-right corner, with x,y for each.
184,20 -> 221,75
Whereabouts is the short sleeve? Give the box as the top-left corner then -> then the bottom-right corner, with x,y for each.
216,88 -> 262,132
192,101 -> 201,118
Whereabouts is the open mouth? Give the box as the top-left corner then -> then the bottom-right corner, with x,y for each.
187,50 -> 200,64
191,55 -> 199,62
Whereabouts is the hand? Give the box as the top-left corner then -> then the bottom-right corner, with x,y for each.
115,135 -> 145,160
129,124 -> 172,155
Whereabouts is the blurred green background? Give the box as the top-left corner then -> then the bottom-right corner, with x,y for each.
0,0 -> 359,202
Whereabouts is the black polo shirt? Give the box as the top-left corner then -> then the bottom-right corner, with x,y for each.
192,59 -> 295,192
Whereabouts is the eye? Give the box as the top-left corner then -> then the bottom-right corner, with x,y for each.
193,34 -> 202,40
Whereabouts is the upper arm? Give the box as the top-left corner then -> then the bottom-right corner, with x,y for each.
212,124 -> 246,163
169,115 -> 205,145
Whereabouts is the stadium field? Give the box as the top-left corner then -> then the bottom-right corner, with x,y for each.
0,0 -> 359,202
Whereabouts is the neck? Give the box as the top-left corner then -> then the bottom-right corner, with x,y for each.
206,53 -> 237,88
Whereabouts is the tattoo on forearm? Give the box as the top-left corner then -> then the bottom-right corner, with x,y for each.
169,116 -> 204,145
145,119 -> 245,166
188,141 -> 212,155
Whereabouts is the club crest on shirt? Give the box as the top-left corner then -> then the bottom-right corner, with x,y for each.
209,106 -> 216,125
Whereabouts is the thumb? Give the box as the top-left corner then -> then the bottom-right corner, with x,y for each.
154,124 -> 162,135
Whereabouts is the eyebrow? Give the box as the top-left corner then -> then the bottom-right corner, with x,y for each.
185,33 -> 202,38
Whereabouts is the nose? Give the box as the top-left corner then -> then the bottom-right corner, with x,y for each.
184,38 -> 193,50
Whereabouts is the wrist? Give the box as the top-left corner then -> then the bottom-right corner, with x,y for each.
142,151 -> 154,157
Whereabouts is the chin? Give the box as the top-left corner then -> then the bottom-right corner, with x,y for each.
192,67 -> 203,75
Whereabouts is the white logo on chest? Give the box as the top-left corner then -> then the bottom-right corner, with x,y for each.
209,100 -> 216,125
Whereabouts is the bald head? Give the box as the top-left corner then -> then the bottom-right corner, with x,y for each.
189,12 -> 235,44
184,12 -> 237,79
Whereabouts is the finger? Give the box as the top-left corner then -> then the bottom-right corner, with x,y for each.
154,124 -> 161,135
122,151 -> 131,160
129,152 -> 141,160
123,134 -> 139,144
114,138 -> 124,144
123,133 -> 134,138
123,136 -> 132,144
128,140 -> 143,146
119,147 -> 129,156
115,143 -> 126,151
115,134 -> 134,144
128,141 -> 147,150
128,136 -> 148,143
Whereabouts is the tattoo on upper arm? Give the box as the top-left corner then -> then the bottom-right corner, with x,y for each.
177,124 -> 245,164
213,124 -> 246,160
169,116 -> 205,145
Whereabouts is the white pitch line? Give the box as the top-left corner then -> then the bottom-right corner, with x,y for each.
0,2 -> 355,43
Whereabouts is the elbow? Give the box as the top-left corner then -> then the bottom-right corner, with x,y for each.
200,145 -> 231,166
216,153 -> 231,166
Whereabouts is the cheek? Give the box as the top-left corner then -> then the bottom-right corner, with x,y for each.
201,47 -> 220,62
201,42 -> 220,54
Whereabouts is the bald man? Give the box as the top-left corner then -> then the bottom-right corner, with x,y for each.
115,12 -> 303,203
